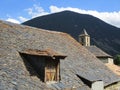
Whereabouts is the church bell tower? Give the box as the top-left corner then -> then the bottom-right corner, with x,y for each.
79,29 -> 90,46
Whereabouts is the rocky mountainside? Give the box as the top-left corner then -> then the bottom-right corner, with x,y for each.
23,11 -> 120,56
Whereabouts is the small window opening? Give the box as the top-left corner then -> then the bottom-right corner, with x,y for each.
81,38 -> 84,43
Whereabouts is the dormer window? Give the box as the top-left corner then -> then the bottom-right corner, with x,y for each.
20,49 -> 66,83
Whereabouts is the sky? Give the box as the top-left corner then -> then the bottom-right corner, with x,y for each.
0,0 -> 120,28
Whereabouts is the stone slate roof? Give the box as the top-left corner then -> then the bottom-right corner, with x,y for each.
0,20 -> 120,90
85,46 -> 112,58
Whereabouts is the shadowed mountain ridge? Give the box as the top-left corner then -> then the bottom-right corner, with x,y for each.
23,11 -> 120,56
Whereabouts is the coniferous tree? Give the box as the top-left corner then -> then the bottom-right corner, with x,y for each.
114,54 -> 120,66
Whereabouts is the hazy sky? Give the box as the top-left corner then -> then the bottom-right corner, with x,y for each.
0,0 -> 120,27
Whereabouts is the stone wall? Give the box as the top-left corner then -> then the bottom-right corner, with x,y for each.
92,81 -> 104,90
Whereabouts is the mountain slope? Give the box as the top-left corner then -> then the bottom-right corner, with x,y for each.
23,11 -> 120,56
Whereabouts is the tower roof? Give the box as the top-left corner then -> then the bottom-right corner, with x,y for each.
80,29 -> 89,36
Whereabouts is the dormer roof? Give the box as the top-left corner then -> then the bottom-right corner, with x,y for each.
20,48 -> 67,59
